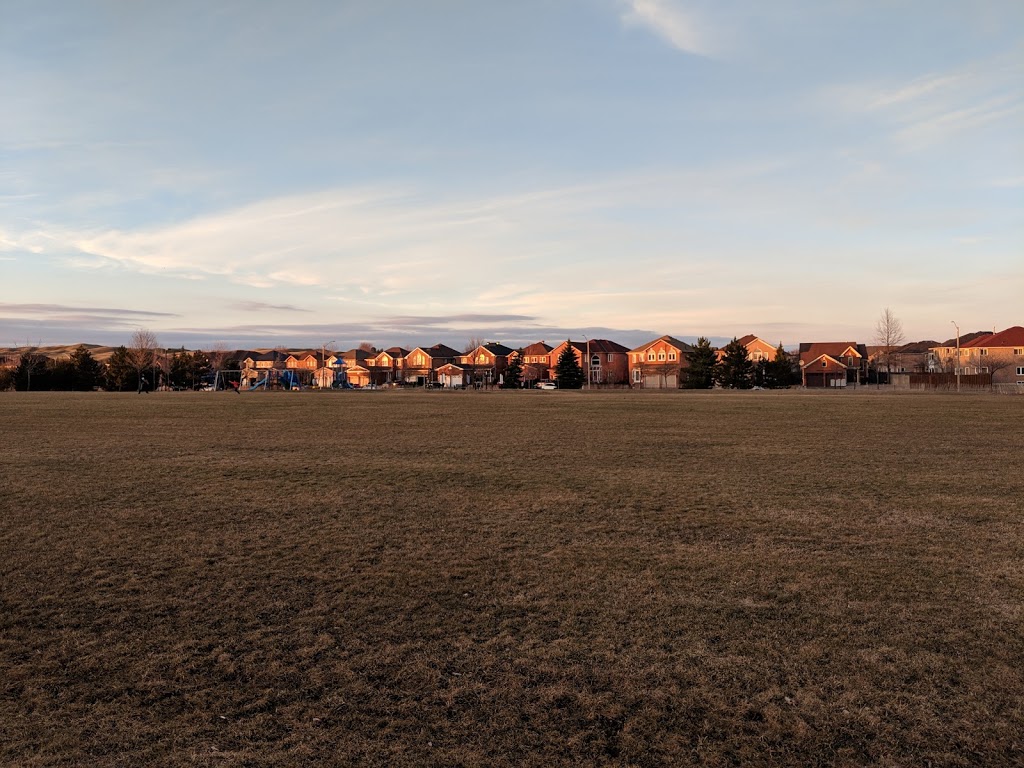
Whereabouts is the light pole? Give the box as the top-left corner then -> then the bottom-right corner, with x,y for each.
583,334 -> 590,390
322,340 -> 335,388
951,321 -> 960,393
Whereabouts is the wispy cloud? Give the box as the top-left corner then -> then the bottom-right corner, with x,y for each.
0,303 -> 177,318
620,0 -> 717,57
823,56 -> 1023,150
231,301 -> 312,313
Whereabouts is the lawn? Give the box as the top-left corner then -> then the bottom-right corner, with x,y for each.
1,390 -> 1022,766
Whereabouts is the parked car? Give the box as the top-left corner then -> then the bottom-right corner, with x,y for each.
536,381 -> 557,390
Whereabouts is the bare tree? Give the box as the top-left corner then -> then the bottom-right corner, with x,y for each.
464,336 -> 485,354
205,342 -> 230,371
357,341 -> 376,353
979,352 -> 1016,384
129,328 -> 160,391
874,308 -> 905,381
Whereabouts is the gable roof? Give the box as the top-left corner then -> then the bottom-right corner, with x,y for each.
406,344 -> 460,363
801,354 -> 850,370
798,342 -> 867,363
628,335 -> 693,355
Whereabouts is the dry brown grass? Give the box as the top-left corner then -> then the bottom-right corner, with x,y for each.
1,390 -> 1022,766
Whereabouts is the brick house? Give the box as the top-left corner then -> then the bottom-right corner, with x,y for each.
931,326 -> 1024,385
367,346 -> 409,385
515,342 -> 553,385
799,342 -> 869,387
628,336 -> 692,388
715,334 -> 777,364
456,342 -> 514,387
403,344 -> 461,385
547,339 -> 629,387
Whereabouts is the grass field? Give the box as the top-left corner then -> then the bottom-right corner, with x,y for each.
2,390 -> 1022,766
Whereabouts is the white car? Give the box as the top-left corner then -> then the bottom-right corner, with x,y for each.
536,381 -> 557,390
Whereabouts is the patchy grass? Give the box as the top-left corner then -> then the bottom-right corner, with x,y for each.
1,390 -> 1022,767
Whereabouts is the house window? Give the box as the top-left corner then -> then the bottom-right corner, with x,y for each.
821,361 -> 827,367
1017,367 -> 1024,376
982,367 -> 990,374
647,352 -> 656,361
752,351 -> 763,361
979,349 -> 988,356
590,355 -> 600,368
658,351 -> 666,361
668,352 -> 676,361
632,369 -> 641,382
1015,349 -> 1023,356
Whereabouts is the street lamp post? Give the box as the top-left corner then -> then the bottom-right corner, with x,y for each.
583,334 -> 590,390
951,322 -> 960,393
322,340 -> 335,388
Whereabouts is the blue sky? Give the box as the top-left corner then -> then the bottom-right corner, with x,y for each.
2,0 -> 1021,350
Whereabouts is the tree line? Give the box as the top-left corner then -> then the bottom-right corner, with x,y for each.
0,345 -> 236,392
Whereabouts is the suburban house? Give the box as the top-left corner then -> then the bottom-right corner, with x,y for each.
930,327 -> 1024,385
868,340 -> 936,375
547,339 -> 629,386
454,342 -> 514,387
628,336 -> 692,388
367,347 -> 409,385
715,334 -> 778,364
403,344 -> 461,385
799,342 -> 869,387
285,352 -> 319,370
515,342 -> 553,385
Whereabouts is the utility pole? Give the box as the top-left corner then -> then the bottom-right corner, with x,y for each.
321,340 -> 335,389
583,335 -> 591,390
951,321 -> 960,393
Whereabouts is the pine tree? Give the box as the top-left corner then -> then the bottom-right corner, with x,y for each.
70,345 -> 101,391
766,344 -> 793,388
716,338 -> 754,389
554,341 -> 585,389
502,350 -> 523,389
105,346 -> 135,391
683,337 -> 717,389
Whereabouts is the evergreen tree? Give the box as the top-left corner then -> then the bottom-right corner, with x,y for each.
716,338 -> 754,389
48,358 -> 76,390
753,358 -> 769,388
502,350 -> 523,389
765,344 -> 793,389
105,346 -> 135,391
70,345 -> 101,391
683,337 -> 717,389
554,341 -> 585,389
190,349 -> 212,388
170,349 -> 192,389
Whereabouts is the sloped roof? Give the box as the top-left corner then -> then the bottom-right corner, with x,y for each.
963,326 -> 1024,348
558,339 -> 629,354
482,342 -> 514,356
936,331 -> 992,348
798,342 -> 867,364
522,341 -> 553,355
426,343 -> 461,358
629,335 -> 693,354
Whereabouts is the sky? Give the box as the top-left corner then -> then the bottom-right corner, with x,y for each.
2,0 -> 1022,351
